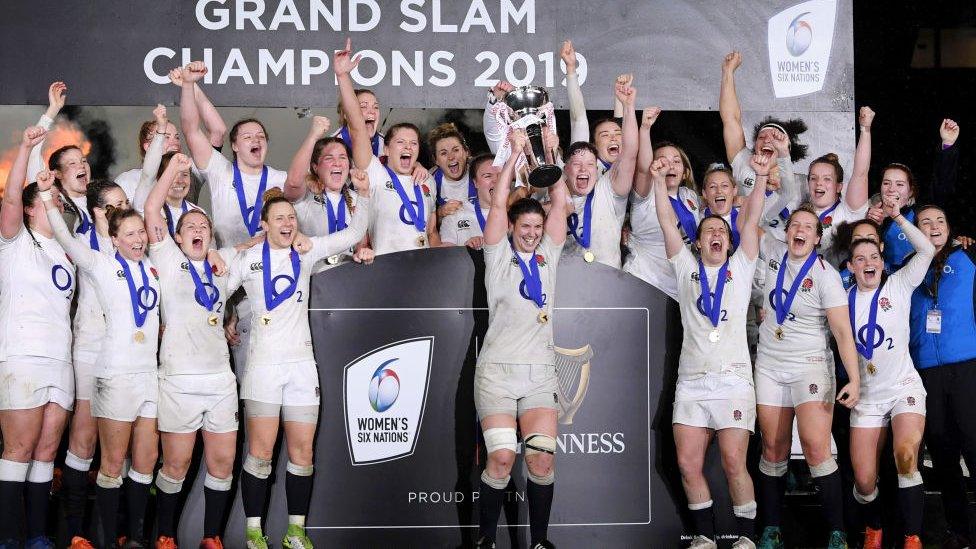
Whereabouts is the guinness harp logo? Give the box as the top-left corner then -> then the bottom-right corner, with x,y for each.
553,344 -> 594,425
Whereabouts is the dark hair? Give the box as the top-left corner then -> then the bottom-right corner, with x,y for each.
174,209 -> 212,234
48,145 -> 84,192
786,203 -> 824,237
563,141 -> 599,163
507,197 -> 546,224
259,188 -> 292,221
591,118 -> 621,140
653,141 -> 696,189
138,120 -> 158,159
696,214 -> 734,256
848,237 -> 882,257
833,218 -> 881,260
311,137 -> 351,166
469,153 -> 495,178
156,151 -> 177,180
428,122 -> 469,153
229,118 -> 269,160
882,163 -> 918,200
106,208 -> 143,237
385,122 -> 421,145
337,89 -> 378,128
752,116 -> 809,162
914,205 -> 952,295
85,180 -> 125,221
809,152 -> 845,184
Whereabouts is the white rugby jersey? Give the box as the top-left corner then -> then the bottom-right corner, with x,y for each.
440,201 -> 487,246
150,238 -> 236,376
732,149 -> 801,243
671,246 -> 757,381
478,235 -> 563,366
0,229 -> 75,363
563,172 -> 627,268
756,237 -> 847,372
227,197 -> 369,367
198,153 -> 286,248
434,168 -> 470,205
66,195 -> 112,366
816,199 -> 868,268
293,189 -> 360,269
625,185 -> 702,300
48,209 -> 161,376
849,224 -> 932,403
365,156 -> 436,256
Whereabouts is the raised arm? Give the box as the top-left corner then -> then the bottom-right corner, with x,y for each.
133,104 -> 169,211
763,130 -> 798,219
482,81 -> 514,155
545,178 -> 570,246
650,157 -> 684,258
739,154 -> 770,260
285,116 -> 331,201
924,119 -> 960,207
145,153 -> 192,244
845,106 -> 873,210
38,170 -> 98,271
28,82 -> 66,182
179,61 -> 216,170
609,76 -> 638,197
334,38 -> 373,170
632,107 -> 661,199
561,40 -> 589,144
719,51 -> 746,163
885,194 -> 935,287
306,168 -> 372,261
1,127 -> 47,239
483,131 -> 524,246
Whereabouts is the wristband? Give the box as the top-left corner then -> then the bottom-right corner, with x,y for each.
38,190 -> 53,201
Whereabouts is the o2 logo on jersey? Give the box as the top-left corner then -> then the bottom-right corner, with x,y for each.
856,324 -> 894,352
696,293 -> 728,322
368,359 -> 401,413
519,280 -> 548,307
194,283 -> 221,309
344,337 -> 433,465
398,201 -> 423,226
51,264 -> 73,296
767,290 -> 797,322
138,285 -> 159,311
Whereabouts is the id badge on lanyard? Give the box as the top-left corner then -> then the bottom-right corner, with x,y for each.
926,308 -> 942,334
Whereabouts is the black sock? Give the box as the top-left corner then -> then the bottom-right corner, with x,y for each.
733,504 -> 756,540
857,491 -> 882,530
242,469 -> 270,520
527,479 -> 554,544
155,488 -> 180,539
758,471 -> 786,528
898,484 -> 924,536
689,502 -> 715,539
813,470 -> 844,531
95,484 -> 121,548
477,477 -> 506,541
25,480 -> 52,539
124,477 -> 151,542
0,480 -> 25,540
285,471 -> 313,517
203,486 -> 232,538
62,466 -> 90,539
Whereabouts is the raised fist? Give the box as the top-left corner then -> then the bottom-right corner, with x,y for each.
182,61 -> 208,83
723,51 -> 742,73
560,40 -> 577,72
859,106 -> 875,129
641,107 -> 662,128
310,115 -> 331,138
22,126 -> 47,148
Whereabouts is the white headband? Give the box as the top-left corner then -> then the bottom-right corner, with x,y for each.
759,123 -> 789,137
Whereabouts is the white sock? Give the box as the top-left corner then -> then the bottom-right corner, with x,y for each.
288,515 -> 305,527
246,517 -> 262,530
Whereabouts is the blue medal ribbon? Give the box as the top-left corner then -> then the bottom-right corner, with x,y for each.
774,251 -> 818,325
433,169 -> 446,206
385,165 -> 426,232
669,195 -> 698,242
262,240 -> 301,311
511,243 -> 545,309
819,199 -> 841,223
75,209 -> 99,250
568,190 -> 595,249
765,190 -> 790,220
163,200 -> 189,238
325,193 -> 348,234
599,159 -> 611,172
698,259 -> 729,328
232,162 -> 268,237
187,258 -> 217,312
468,176 -> 487,232
848,283 -> 883,360
115,252 -> 155,328
339,126 -> 380,158
703,206 -> 740,249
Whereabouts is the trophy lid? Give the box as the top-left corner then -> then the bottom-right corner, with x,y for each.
504,86 -> 550,111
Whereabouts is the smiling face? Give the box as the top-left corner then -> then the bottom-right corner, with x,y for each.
702,171 -> 736,215
563,147 -> 599,196
313,141 -> 350,193
384,126 -> 420,175
916,207 -> 949,250
510,212 -> 544,253
174,210 -> 212,261
54,147 -> 90,195
785,209 -> 821,259
358,91 -> 381,138
231,121 -> 268,169
697,217 -> 731,266
166,161 -> 191,203
112,214 -> 148,261
434,136 -> 469,180
754,127 -> 780,158
473,160 -> 499,191
849,240 -> 885,289
653,146 -> 686,192
881,167 -> 913,205
594,120 -> 622,164
261,200 -> 298,249
807,161 -> 842,209
144,121 -> 182,155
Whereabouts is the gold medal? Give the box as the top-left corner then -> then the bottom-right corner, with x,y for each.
537,311 -> 549,324
261,314 -> 272,326
416,235 -> 427,247
708,329 -> 720,343
583,251 -> 595,263
208,314 -> 219,326
774,326 -> 785,340
326,254 -> 340,265
134,330 -> 145,343
867,362 -> 877,375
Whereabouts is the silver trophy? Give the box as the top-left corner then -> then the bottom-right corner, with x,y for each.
504,86 -> 562,188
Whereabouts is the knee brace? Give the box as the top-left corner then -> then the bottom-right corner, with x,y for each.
281,405 -> 319,424
483,427 -> 517,455
155,471 -> 185,495
286,461 -> 314,477
523,433 -> 556,457
809,457 -> 838,478
64,451 -> 93,473
0,459 -> 29,482
204,473 -> 233,491
96,471 -> 123,489
243,454 -> 273,480
243,399 -> 280,419
127,469 -> 153,485
758,457 -> 788,477
853,485 -> 879,504
26,460 -> 54,483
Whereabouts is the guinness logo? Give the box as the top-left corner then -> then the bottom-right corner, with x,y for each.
553,345 -> 595,425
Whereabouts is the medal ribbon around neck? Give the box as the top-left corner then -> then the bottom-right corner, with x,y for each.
468,175 -> 487,231
115,252 -> 156,328
698,259 -> 729,328
339,126 -> 380,157
819,199 -> 841,222
164,200 -> 189,238
262,240 -> 301,311
568,190 -> 595,249
511,242 -> 545,309
385,165 -> 426,232
848,282 -> 883,360
774,251 -> 818,325
669,195 -> 698,242
232,162 -> 268,237
703,206 -> 740,249
325,193 -> 348,234
187,258 -> 218,312
76,209 -> 100,250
